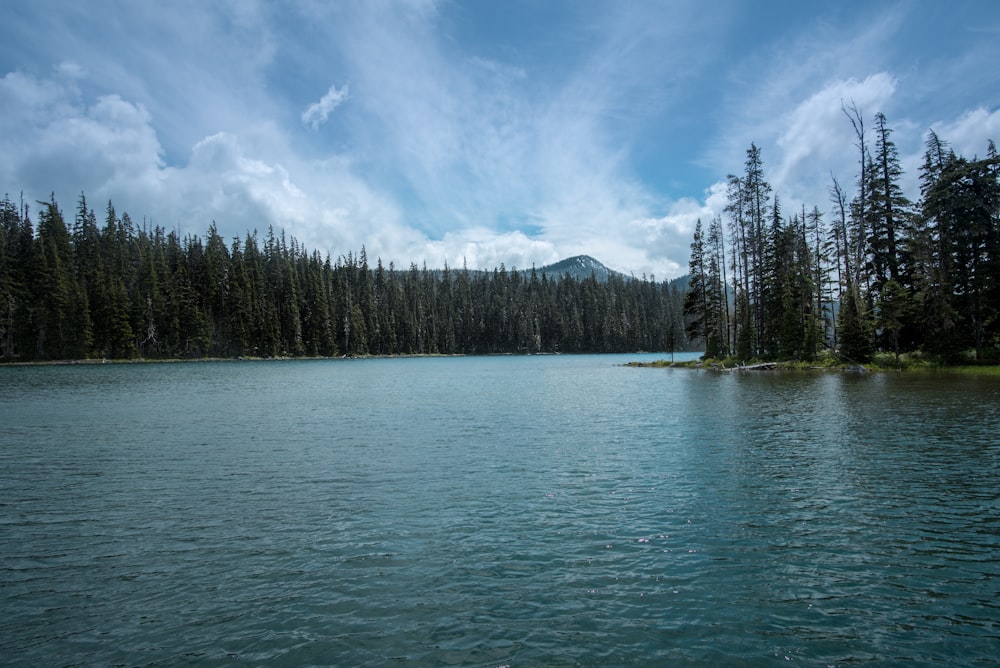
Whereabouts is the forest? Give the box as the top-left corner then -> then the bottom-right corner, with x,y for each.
4,109 -> 996,366
0,194 -> 689,361
684,109 -> 1000,365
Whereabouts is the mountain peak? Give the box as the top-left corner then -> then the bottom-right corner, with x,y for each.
536,255 -> 619,281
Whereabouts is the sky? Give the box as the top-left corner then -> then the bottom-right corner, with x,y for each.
2,1 -> 999,279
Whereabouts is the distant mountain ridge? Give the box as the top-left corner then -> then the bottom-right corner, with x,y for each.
451,254 -> 686,288
532,255 -> 624,282
531,255 -> 688,290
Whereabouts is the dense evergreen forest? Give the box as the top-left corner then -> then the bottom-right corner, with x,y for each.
0,194 -> 689,361
685,111 -> 1000,364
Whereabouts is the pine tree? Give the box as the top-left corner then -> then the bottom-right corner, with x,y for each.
683,219 -> 711,354
0,195 -> 30,358
33,196 -> 91,358
705,216 -> 730,357
920,137 -> 1000,360
837,286 -> 873,363
867,113 -> 918,354
96,201 -> 135,358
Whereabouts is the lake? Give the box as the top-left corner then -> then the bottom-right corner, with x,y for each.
1,354 -> 998,666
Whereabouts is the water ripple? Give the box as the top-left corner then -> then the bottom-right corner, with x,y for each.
2,356 -> 998,665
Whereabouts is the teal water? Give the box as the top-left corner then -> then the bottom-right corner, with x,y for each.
1,355 -> 999,666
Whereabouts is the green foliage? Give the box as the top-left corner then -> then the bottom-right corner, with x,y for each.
685,117 -> 998,366
836,288 -> 874,363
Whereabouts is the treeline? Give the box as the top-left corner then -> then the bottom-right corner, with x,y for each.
0,194 -> 689,361
685,109 -> 1000,364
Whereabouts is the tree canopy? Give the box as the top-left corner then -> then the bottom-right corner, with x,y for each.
0,194 -> 690,361
684,116 -> 1000,364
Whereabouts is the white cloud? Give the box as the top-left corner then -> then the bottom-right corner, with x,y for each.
55,60 -> 85,79
0,70 -> 165,206
311,0 -> 717,277
167,130 -> 417,262
626,182 -> 731,278
3,1 -> 997,282
702,6 -> 918,213
773,73 -> 897,191
301,83 -> 349,131
419,228 -> 559,272
930,107 -> 1000,158
0,70 -> 70,122
0,66 -> 409,262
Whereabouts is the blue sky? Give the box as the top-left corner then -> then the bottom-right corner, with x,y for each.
2,1 -> 999,278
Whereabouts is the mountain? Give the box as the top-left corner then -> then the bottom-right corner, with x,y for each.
533,255 -> 625,282
454,254 -> 687,288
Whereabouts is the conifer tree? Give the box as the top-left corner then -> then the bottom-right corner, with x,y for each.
0,195 -> 29,358
33,197 -> 91,358
683,219 -> 720,357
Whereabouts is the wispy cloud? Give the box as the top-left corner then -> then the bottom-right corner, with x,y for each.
772,73 -> 897,198
1,1 -> 998,279
312,0 -> 724,275
930,107 -> 1000,158
302,84 -> 349,131
699,3 -> 1000,228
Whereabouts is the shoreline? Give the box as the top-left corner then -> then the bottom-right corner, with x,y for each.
0,350 -> 669,367
0,353 -> 469,367
4,354 -> 997,376
625,359 -> 1000,376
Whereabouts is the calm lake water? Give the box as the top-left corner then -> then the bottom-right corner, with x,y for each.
2,354 -> 999,666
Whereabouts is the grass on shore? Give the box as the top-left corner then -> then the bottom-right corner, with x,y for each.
627,349 -> 1000,376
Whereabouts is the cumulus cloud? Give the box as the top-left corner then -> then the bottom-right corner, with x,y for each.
301,83 -> 349,131
626,182 -> 731,278
418,228 -> 559,272
0,71 -> 164,207
158,130 -> 417,262
0,70 -> 71,124
0,66 -> 408,263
